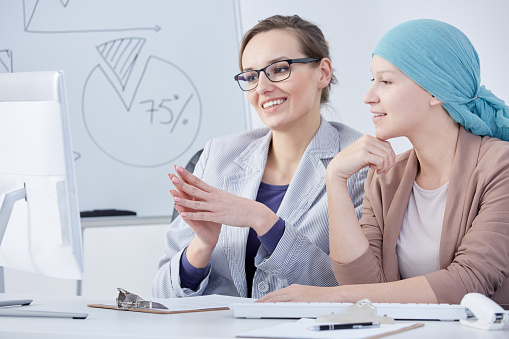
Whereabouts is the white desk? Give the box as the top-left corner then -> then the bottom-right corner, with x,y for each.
1,293 -> 508,339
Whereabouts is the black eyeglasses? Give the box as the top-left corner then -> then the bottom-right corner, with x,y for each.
234,58 -> 320,91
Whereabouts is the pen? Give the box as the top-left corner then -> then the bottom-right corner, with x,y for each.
308,322 -> 380,331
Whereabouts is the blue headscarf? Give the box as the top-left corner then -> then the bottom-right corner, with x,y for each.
373,19 -> 509,141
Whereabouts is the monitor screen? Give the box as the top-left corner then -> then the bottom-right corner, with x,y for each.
0,71 -> 84,280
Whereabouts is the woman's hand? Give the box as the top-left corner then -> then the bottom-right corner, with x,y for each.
170,165 -> 279,236
256,278 -> 438,304
169,168 -> 222,268
256,284 -> 338,303
171,187 -> 222,250
327,135 -> 395,184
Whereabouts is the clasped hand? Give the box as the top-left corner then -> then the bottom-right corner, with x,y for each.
327,135 -> 396,183
169,166 -> 278,240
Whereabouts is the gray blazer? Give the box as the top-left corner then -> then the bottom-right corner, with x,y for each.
152,118 -> 367,298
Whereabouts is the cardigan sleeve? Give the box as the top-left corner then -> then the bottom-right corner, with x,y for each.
332,169 -> 387,285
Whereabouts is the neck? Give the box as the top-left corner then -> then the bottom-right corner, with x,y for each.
411,118 -> 460,190
262,115 -> 321,185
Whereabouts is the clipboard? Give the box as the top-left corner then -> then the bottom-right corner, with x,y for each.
87,288 -> 254,315
87,303 -> 229,314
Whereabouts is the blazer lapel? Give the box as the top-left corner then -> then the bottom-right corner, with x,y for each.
277,120 -> 338,225
439,127 -> 482,267
220,131 -> 271,297
381,128 -> 482,279
382,149 -> 418,280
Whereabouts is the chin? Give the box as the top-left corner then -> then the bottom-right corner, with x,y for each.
374,131 -> 389,141
262,115 -> 288,129
374,126 -> 398,141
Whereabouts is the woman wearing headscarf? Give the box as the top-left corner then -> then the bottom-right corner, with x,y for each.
259,19 -> 509,306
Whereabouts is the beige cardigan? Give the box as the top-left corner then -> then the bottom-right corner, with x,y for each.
332,127 -> 509,306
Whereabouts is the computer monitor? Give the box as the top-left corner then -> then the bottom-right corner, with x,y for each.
0,71 -> 84,287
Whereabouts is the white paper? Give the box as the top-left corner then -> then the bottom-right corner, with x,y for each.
155,294 -> 255,312
236,318 -> 420,339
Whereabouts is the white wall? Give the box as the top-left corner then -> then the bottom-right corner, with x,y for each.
4,0 -> 509,298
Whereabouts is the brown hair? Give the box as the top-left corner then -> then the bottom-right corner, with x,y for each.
239,15 -> 336,103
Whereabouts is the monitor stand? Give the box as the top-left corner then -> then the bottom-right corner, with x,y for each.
0,299 -> 32,307
0,298 -> 88,319
0,189 -> 88,319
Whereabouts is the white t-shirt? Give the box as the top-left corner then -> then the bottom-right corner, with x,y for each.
397,181 -> 449,279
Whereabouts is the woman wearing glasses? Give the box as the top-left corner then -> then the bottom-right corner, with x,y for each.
152,15 -> 367,299
258,19 -> 509,305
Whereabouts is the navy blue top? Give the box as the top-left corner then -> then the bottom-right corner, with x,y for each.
180,182 -> 288,293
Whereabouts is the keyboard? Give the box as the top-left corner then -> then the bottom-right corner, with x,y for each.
230,302 -> 471,321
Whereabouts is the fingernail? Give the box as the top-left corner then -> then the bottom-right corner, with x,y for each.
176,166 -> 184,173
172,176 -> 180,184
174,197 -> 181,202
181,212 -> 187,217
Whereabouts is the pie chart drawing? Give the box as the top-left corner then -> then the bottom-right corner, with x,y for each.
82,52 -> 202,168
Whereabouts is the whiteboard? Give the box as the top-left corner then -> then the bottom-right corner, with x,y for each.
3,0 -> 508,220
0,0 -> 248,218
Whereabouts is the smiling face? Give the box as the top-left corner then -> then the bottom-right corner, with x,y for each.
241,29 -> 326,132
363,55 -> 437,141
